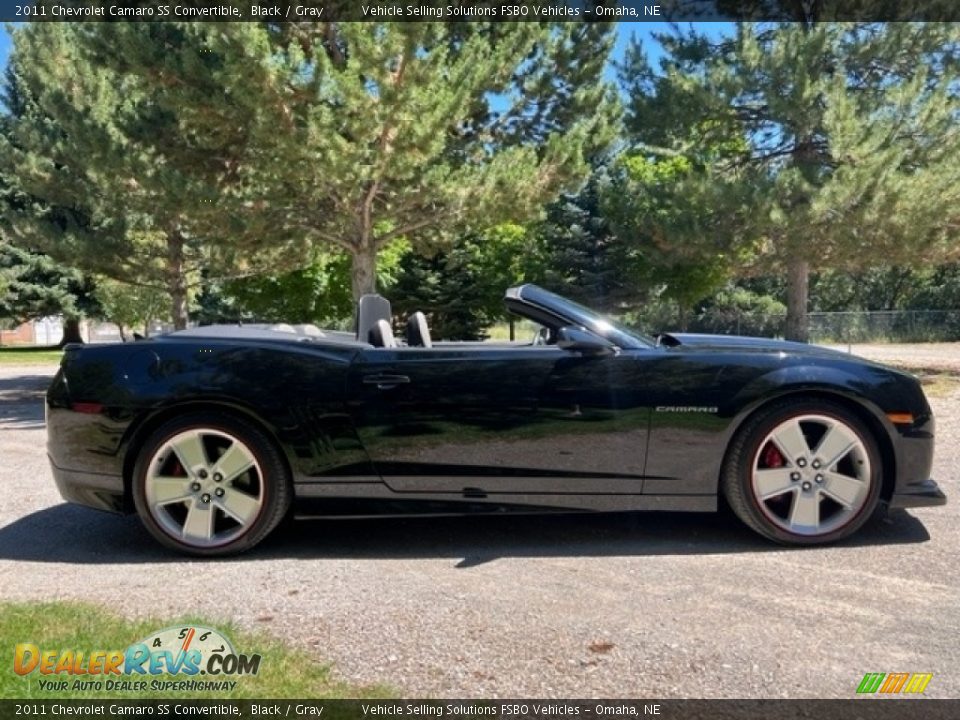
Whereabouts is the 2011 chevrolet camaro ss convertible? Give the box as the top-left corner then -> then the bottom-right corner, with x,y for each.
46,284 -> 945,555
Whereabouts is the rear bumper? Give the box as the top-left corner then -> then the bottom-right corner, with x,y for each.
888,478 -> 947,509
48,456 -> 126,514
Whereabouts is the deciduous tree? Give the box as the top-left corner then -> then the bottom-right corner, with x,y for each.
599,140 -> 757,327
93,277 -> 169,341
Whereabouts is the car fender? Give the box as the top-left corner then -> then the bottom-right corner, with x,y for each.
725,364 -> 896,441
715,364 -> 903,497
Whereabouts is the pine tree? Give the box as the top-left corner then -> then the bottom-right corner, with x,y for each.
1,22 -> 617,322
140,21 -> 618,299
529,164 -> 648,313
0,25 -> 294,329
389,223 -> 531,340
621,22 -> 960,340
0,243 -> 99,345
0,66 -> 97,345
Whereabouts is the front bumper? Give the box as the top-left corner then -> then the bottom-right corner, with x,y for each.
888,478 -> 947,509
49,456 -> 126,514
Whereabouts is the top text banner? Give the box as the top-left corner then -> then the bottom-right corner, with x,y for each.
1,0 -> 958,23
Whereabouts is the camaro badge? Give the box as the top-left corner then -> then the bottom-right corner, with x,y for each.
655,406 -> 718,413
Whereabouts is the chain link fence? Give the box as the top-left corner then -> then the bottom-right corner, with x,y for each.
8,311 -> 960,346
689,309 -> 960,343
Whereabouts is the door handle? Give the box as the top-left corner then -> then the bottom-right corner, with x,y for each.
363,373 -> 411,390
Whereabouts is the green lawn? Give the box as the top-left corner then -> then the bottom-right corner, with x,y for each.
0,601 -> 393,699
0,346 -> 63,365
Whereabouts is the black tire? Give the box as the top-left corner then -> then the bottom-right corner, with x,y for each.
722,398 -> 883,545
132,412 -> 291,556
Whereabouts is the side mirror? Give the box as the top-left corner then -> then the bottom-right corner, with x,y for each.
556,326 -> 616,356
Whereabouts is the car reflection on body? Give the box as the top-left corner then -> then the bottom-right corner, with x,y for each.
46,284 -> 945,555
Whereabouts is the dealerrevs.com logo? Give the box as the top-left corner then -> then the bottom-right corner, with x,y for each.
14,625 -> 261,693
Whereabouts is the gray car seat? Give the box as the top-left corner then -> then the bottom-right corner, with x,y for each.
356,294 -> 392,345
369,319 -> 397,348
406,311 -> 432,348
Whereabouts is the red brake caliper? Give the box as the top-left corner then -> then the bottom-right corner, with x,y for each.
762,442 -> 784,468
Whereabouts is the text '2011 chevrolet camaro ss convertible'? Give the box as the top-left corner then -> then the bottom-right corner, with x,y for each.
46,284 -> 945,555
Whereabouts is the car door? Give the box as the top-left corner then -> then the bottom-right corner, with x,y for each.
346,343 -> 652,495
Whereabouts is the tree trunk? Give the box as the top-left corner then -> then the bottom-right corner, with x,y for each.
116,324 -> 127,343
785,258 -> 810,342
351,247 -> 377,300
167,232 -> 189,330
58,317 -> 84,347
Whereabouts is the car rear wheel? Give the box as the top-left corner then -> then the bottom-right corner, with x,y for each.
722,399 -> 882,544
132,413 -> 291,556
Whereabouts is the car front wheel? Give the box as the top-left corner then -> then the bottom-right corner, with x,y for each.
132,413 -> 291,556
723,399 -> 882,544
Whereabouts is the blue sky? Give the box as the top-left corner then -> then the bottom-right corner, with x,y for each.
0,22 -> 729,121
0,24 -> 10,71
0,22 -> 732,83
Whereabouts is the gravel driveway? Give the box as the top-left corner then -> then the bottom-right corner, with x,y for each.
825,342 -> 960,374
0,356 -> 956,699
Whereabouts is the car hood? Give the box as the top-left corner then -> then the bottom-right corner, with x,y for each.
658,332 -> 851,358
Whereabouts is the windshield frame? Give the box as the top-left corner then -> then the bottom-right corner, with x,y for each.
507,285 -> 657,350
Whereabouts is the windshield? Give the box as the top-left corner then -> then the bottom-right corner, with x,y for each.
519,285 -> 656,349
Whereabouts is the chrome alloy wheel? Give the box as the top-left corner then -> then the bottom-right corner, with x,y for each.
145,428 -> 265,548
751,414 -> 872,536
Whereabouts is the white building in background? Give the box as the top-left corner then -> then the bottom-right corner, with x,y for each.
32,316 -> 64,345
0,316 -> 66,346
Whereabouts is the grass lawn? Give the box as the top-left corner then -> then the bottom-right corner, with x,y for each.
0,601 -> 393,699
0,346 -> 63,365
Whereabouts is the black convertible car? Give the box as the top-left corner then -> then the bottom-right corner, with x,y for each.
46,284 -> 945,555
